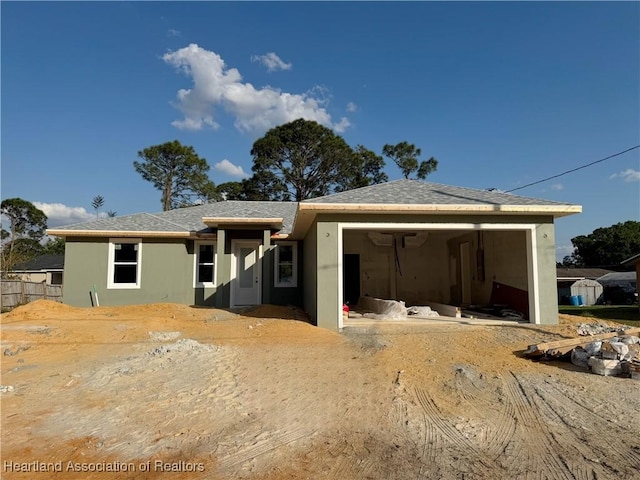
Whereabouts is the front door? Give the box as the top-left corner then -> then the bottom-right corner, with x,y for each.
231,240 -> 262,306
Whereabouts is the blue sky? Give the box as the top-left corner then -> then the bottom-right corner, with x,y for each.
2,1 -> 639,261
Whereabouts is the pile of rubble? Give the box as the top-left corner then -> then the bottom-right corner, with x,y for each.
525,324 -> 640,379
571,334 -> 640,377
349,297 -> 440,321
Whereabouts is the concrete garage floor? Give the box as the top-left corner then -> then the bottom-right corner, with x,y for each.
343,314 -> 527,329
343,297 -> 528,329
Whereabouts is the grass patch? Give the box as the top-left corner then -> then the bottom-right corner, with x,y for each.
559,305 -> 640,327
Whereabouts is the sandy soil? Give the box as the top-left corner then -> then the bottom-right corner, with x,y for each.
1,301 -> 638,479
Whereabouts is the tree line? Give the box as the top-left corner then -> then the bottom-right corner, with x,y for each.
134,118 -> 438,208
2,118 -> 637,274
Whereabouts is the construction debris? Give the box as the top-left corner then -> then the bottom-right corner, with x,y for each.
576,323 -> 622,336
407,306 -> 439,317
525,327 -> 640,379
357,297 -> 441,320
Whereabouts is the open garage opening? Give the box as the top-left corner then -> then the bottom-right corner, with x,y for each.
340,224 -> 536,326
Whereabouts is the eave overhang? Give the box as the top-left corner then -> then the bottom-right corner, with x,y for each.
290,203 -> 582,239
46,229 -> 194,239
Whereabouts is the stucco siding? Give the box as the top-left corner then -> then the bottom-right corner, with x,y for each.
64,237 -> 194,307
533,222 -> 559,324
302,223 -> 318,325
316,222 -> 340,330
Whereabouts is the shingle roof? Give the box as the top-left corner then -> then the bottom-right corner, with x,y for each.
303,179 -> 575,206
49,181 -> 580,238
597,272 -> 637,284
13,254 -> 64,271
53,201 -> 298,235
621,253 -> 640,266
556,268 -> 613,280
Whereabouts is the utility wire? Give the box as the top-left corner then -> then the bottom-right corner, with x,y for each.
505,145 -> 640,193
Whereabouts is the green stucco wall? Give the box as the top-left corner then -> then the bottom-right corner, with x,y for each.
315,222 -> 340,331
64,238 -> 195,307
302,222 -> 318,325
534,222 -> 559,324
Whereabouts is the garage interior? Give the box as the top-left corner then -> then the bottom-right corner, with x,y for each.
341,228 -> 531,324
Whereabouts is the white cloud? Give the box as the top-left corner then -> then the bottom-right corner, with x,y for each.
346,102 -> 358,113
167,28 -> 181,38
214,159 -> 249,178
251,52 -> 292,72
33,202 -> 95,228
333,117 -> 351,133
609,169 -> 640,182
550,183 -> 564,190
162,44 -> 349,134
556,244 -> 574,261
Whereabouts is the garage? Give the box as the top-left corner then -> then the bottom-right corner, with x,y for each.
338,223 -> 535,328
295,180 -> 580,331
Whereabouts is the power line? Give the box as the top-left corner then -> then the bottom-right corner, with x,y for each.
505,145 -> 640,193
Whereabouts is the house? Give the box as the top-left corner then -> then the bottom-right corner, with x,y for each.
11,254 -> 65,285
621,253 -> 640,311
556,268 -> 612,306
597,270 -> 638,305
47,180 -> 581,331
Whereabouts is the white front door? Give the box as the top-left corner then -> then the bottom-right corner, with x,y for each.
231,240 -> 262,306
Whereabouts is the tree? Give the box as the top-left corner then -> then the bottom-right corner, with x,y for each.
134,140 -> 215,211
106,210 -> 117,217
382,141 -> 438,180
336,145 -> 388,192
216,182 -> 245,201
249,119 -> 357,201
1,198 -> 48,277
91,195 -> 104,218
567,221 -> 640,267
42,237 -> 66,255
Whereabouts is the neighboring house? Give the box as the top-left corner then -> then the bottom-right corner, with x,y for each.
597,270 -> 638,305
621,253 -> 640,311
47,180 -> 581,331
556,268 -> 612,306
11,254 -> 65,285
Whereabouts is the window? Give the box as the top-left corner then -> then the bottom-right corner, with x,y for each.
108,239 -> 141,289
50,272 -> 63,285
195,242 -> 216,287
274,242 -> 297,287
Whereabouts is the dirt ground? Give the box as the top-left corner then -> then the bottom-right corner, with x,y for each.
1,300 -> 638,480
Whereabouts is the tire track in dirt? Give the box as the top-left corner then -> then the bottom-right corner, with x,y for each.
388,389 -> 439,478
453,369 -> 517,461
413,386 -> 499,478
519,380 -> 606,480
326,454 -> 376,480
529,394 -> 610,480
215,427 -> 312,474
502,372 -> 577,480
531,379 -> 640,473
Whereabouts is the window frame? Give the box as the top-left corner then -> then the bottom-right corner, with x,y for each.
274,241 -> 297,288
107,238 -> 142,289
194,241 -> 217,288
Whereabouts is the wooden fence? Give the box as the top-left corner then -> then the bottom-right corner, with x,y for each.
1,280 -> 62,311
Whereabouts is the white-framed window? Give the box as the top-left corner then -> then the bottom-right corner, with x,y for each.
194,241 -> 216,287
274,241 -> 297,288
107,238 -> 141,289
